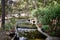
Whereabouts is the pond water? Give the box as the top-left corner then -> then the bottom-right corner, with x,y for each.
19,37 -> 27,40
14,19 -> 46,40
16,19 -> 29,24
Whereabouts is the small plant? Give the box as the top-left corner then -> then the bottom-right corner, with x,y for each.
5,17 -> 16,31
5,22 -> 12,31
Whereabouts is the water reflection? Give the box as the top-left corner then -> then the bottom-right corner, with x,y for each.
19,37 -> 27,40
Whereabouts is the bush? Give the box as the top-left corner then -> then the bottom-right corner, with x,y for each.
31,4 -> 60,37
42,25 -> 49,30
5,23 -> 12,31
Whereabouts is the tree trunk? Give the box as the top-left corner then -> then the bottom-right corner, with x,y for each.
1,0 -> 5,30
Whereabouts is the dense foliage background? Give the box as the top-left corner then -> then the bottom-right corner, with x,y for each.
31,0 -> 60,37
0,0 -> 60,37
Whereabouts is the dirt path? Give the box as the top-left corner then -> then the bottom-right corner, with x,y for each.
0,30 -> 11,40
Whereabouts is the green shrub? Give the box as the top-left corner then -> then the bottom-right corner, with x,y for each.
5,23 -> 12,31
42,25 -> 49,30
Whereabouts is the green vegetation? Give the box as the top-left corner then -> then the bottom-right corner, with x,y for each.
19,30 -> 46,39
18,23 -> 36,28
31,4 -> 60,24
0,0 -> 60,39
5,17 -> 16,31
31,0 -> 60,37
